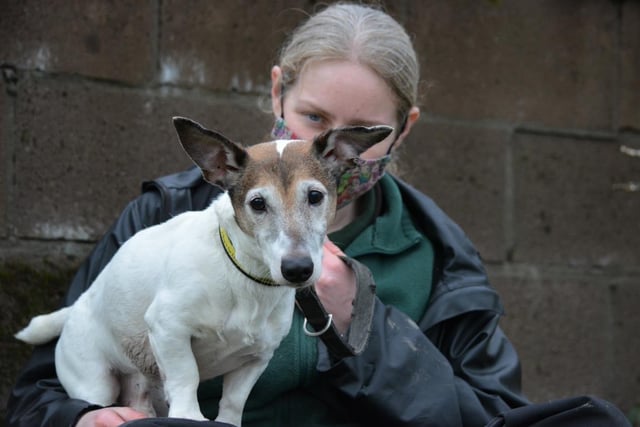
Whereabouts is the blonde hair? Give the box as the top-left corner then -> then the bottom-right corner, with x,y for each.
277,3 -> 419,124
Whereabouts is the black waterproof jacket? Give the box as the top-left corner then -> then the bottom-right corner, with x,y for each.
6,168 -> 529,427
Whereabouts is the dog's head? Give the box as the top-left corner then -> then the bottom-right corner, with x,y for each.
173,117 -> 392,288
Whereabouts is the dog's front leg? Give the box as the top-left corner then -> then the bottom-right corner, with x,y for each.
146,319 -> 206,421
216,356 -> 271,427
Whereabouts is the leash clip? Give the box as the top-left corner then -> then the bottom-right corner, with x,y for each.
303,314 -> 333,337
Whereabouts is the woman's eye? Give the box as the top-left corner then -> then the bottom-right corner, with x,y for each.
249,197 -> 266,212
307,113 -> 322,123
308,190 -> 324,205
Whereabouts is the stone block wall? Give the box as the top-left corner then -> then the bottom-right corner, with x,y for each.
1,0 -> 639,423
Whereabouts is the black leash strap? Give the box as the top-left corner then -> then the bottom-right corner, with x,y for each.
295,256 -> 376,359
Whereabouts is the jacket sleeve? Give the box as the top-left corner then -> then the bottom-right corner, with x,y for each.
316,292 -> 529,427
6,191 -> 166,427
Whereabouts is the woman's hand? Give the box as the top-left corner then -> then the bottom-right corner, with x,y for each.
76,406 -> 147,427
314,239 -> 356,334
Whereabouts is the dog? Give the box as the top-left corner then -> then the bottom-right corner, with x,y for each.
15,117 -> 392,426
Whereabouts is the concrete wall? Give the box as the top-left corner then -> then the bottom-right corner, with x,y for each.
1,0 -> 639,423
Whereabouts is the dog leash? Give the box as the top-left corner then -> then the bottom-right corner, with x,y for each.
295,256 -> 376,359
219,226 -> 375,359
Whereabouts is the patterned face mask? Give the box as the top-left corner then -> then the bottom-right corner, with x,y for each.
270,117 -> 392,208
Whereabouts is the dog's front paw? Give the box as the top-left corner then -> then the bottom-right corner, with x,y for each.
167,409 -> 208,421
215,414 -> 242,427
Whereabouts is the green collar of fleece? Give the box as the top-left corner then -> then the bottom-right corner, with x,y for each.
330,174 -> 433,323
330,174 -> 426,258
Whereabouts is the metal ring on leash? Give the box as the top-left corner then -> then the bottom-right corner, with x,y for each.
303,314 -> 333,337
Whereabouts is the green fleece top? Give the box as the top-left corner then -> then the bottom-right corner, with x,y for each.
198,174 -> 434,426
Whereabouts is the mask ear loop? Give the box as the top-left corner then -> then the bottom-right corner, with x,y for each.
279,83 -> 287,119
386,115 -> 408,154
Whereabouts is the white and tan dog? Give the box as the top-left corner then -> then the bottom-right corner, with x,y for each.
16,117 -> 391,426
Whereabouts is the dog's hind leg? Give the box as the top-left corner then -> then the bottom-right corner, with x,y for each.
56,350 -> 120,407
54,322 -> 120,407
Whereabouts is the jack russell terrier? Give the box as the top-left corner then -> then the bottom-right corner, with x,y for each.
16,117 -> 391,426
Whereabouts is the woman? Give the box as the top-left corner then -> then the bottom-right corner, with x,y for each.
9,3 -> 605,427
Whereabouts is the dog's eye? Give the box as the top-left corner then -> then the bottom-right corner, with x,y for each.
249,197 -> 266,212
308,190 -> 324,205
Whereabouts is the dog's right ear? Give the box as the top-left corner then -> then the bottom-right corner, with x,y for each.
313,125 -> 393,175
173,117 -> 247,187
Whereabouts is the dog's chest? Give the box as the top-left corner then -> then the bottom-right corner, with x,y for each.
191,291 -> 295,380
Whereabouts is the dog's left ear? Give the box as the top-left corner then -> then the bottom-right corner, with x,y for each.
173,117 -> 248,187
313,125 -> 393,172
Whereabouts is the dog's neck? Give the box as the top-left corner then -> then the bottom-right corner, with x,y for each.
218,227 -> 279,287
213,194 -> 277,286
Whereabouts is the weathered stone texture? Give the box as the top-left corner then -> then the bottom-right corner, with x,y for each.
513,131 -> 640,267
0,76 -> 8,238
0,0 -> 155,84
160,0 -> 317,92
11,73 -> 271,241
399,119 -> 508,262
0,262 -> 75,424
490,268 -> 616,403
620,1 -> 640,130
407,1 -> 617,130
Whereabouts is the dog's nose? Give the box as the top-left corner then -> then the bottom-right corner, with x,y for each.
281,257 -> 314,283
